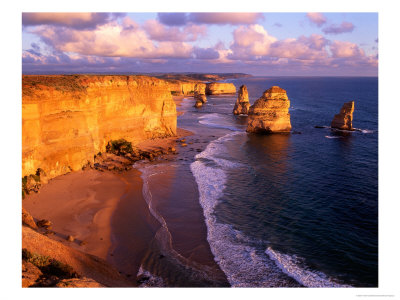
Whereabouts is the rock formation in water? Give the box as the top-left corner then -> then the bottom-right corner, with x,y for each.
205,82 -> 236,95
246,86 -> 292,133
233,85 -> 250,115
194,83 -> 207,103
22,75 -> 177,180
331,101 -> 355,130
194,99 -> 203,108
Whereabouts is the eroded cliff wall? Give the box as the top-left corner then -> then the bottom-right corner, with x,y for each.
22,75 -> 177,179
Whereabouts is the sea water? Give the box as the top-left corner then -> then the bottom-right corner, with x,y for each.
189,77 -> 378,287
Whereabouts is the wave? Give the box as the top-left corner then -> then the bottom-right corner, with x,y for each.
325,135 -> 342,139
191,132 -> 351,287
265,247 -> 351,287
191,132 -> 302,287
137,162 -> 229,286
198,113 -> 243,131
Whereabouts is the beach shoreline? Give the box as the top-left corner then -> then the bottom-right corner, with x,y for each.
22,126 -> 194,286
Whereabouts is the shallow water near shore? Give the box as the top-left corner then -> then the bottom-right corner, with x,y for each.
138,76 -> 378,287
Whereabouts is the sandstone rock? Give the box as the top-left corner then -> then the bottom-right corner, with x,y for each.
194,99 -> 203,108
331,101 -> 355,130
67,235 -> 75,242
246,86 -> 292,133
194,83 -> 207,103
37,219 -> 52,228
56,277 -> 104,288
22,75 -> 177,181
22,260 -> 43,287
205,82 -> 236,95
22,208 -> 38,230
233,85 -> 250,115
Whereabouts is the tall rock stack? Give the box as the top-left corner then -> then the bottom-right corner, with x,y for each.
246,86 -> 292,133
194,83 -> 207,104
233,85 -> 250,115
331,101 -> 355,130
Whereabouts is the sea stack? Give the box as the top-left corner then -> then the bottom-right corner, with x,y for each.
233,85 -> 250,115
246,86 -> 292,133
194,83 -> 207,103
331,101 -> 355,130
194,99 -> 203,108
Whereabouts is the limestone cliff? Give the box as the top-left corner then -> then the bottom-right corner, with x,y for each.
233,85 -> 250,115
331,101 -> 355,130
205,82 -> 236,95
22,75 -> 177,180
167,80 -> 206,96
246,86 -> 292,133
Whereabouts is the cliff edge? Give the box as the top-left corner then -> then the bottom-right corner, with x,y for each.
22,75 -> 177,180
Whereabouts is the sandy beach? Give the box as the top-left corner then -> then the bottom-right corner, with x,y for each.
22,122 -> 220,286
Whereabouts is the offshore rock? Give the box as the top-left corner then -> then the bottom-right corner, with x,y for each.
233,85 -> 250,115
194,99 -> 203,108
246,86 -> 292,133
205,82 -> 236,95
331,101 -> 355,130
194,83 -> 207,103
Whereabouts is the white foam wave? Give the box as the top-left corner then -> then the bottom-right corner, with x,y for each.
137,265 -> 166,287
353,128 -> 374,134
190,132 -> 297,287
198,113 -> 242,131
265,247 -> 351,287
325,135 -> 342,139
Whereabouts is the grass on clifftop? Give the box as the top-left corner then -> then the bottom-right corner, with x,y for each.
22,75 -> 88,97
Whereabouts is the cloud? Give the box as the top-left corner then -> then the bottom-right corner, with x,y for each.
188,13 -> 264,25
22,13 -> 124,30
157,13 -> 188,26
306,13 -> 327,27
329,40 -> 364,58
322,22 -> 355,34
143,19 -> 206,42
273,22 -> 283,27
157,12 -> 264,26
193,47 -> 220,60
33,21 -> 194,59
269,34 -> 329,60
229,25 -> 277,59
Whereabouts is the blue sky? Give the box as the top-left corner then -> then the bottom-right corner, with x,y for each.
22,12 -> 378,75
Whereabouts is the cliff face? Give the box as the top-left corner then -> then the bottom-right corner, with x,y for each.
205,82 -> 236,95
233,85 -> 250,115
22,75 -> 177,179
331,101 -> 355,130
246,86 -> 292,133
167,80 -> 206,96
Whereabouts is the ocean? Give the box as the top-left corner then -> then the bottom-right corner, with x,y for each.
138,76 -> 378,287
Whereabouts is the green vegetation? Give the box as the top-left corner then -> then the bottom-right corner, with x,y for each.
22,248 -> 78,279
22,169 -> 42,199
171,91 -> 180,96
106,139 -> 134,155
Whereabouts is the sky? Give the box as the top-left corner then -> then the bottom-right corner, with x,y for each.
22,12 -> 378,76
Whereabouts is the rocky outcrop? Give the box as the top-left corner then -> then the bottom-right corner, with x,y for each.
233,85 -> 250,115
22,75 -> 177,181
205,82 -> 236,95
22,226 -> 132,287
22,208 -> 38,230
194,83 -> 207,103
246,86 -> 292,133
331,101 -> 355,130
194,99 -> 203,108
